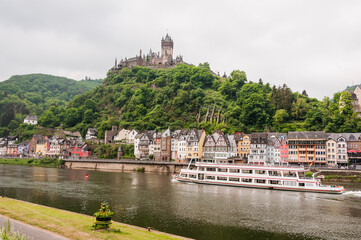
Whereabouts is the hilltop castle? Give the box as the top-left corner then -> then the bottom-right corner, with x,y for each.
110,34 -> 184,72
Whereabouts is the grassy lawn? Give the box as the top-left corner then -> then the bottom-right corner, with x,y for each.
0,158 -> 63,167
0,198 -> 186,240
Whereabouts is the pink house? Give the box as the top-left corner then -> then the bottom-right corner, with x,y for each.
280,139 -> 288,164
6,144 -> 18,156
69,143 -> 92,158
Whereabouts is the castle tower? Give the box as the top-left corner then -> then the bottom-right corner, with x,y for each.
161,34 -> 174,64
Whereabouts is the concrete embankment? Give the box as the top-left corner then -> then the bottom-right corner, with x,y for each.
63,159 -> 192,173
0,197 -> 190,240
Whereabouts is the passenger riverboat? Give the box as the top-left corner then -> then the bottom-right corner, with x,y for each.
173,162 -> 345,194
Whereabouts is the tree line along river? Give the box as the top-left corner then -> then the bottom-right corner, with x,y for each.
0,165 -> 360,240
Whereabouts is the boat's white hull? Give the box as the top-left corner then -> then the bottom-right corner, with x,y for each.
173,176 -> 345,194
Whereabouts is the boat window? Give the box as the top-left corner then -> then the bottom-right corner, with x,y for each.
305,183 -> 314,187
269,180 -> 281,185
180,174 -> 187,177
283,171 -> 297,177
229,177 -> 240,182
198,167 -> 204,171
241,178 -> 252,183
229,169 -> 240,173
283,181 -> 297,186
206,176 -> 215,180
298,172 -> 305,178
219,168 -> 228,173
217,176 -> 227,181
207,168 -> 216,172
242,169 -> 253,174
255,170 -> 266,174
189,174 -> 197,179
269,171 -> 281,176
255,179 -> 266,184
299,183 -> 305,187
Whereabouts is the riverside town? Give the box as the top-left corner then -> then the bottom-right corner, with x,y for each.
1,3 -> 361,239
1,126 -> 361,169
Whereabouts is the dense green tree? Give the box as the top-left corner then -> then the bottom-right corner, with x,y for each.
83,109 -> 94,124
274,109 -> 289,125
64,108 -> 80,127
291,97 -> 308,120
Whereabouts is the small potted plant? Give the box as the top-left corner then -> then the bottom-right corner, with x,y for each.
92,202 -> 114,230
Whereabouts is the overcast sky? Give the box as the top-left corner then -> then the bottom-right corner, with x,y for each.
0,0 -> 360,99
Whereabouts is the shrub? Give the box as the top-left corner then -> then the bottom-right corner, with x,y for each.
135,167 -> 145,173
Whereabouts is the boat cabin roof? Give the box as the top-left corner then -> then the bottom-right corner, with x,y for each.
195,163 -> 305,172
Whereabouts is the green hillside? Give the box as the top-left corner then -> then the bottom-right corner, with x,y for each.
36,63 -> 361,138
0,74 -> 102,137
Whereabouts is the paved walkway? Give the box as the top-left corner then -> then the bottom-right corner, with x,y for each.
0,214 -> 67,240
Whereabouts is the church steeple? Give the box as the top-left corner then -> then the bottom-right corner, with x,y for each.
115,58 -> 117,67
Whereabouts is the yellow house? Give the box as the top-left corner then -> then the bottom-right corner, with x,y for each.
36,142 -> 47,156
237,134 -> 251,160
186,130 -> 206,162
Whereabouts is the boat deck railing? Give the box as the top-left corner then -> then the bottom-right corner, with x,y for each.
195,162 -> 305,169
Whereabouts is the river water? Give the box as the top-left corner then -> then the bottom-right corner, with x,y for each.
0,165 -> 360,240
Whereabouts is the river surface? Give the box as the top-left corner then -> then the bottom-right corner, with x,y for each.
0,165 -> 360,240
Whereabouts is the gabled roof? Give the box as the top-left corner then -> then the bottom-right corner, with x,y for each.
327,133 -> 346,141
87,128 -> 98,134
7,136 -> 17,141
19,141 -> 29,147
162,128 -> 171,138
187,129 -> 203,142
215,133 -> 230,147
250,132 -> 267,144
341,133 -> 361,141
204,135 -> 216,146
288,131 -> 327,140
171,130 -> 181,137
24,115 -> 37,121
32,135 -> 45,142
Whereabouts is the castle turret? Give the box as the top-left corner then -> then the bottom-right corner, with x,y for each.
161,34 -> 174,64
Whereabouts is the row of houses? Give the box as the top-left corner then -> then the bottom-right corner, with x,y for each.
129,129 -> 361,167
0,135 -> 91,158
85,127 -> 139,144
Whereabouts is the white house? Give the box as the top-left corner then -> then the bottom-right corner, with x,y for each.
171,130 -> 181,161
227,135 -> 238,158
0,145 -> 7,155
177,131 -> 189,162
85,128 -> 98,140
24,115 -> 38,125
133,133 -> 142,158
128,130 -> 139,143
114,129 -> 131,142
248,133 -> 268,164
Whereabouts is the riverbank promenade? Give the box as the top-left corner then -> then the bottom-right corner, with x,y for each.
0,197 -> 190,240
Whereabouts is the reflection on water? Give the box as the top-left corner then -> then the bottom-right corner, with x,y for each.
0,165 -> 361,240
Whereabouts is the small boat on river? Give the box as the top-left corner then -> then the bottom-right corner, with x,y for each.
173,162 -> 345,194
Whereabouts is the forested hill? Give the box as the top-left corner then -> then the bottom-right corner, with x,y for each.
36,63 -> 361,139
0,74 -> 102,136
